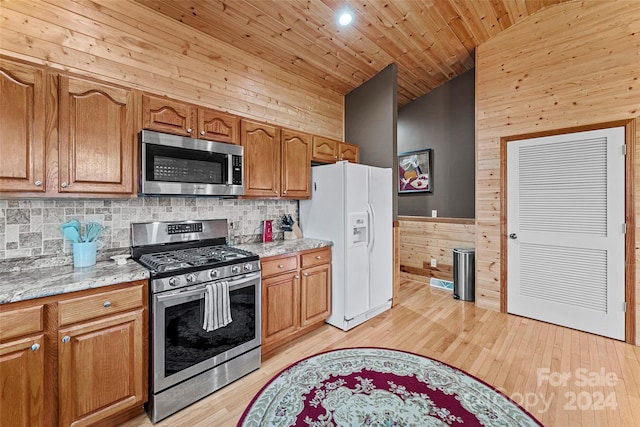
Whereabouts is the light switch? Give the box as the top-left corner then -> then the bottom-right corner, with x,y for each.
430,258 -> 437,267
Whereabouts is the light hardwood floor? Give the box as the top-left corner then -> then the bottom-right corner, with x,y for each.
120,278 -> 640,426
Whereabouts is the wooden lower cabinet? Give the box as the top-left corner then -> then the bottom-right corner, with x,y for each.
261,248 -> 331,354
0,280 -> 147,427
58,309 -> 145,427
0,334 -> 45,427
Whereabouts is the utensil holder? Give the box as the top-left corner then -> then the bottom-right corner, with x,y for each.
73,241 -> 97,268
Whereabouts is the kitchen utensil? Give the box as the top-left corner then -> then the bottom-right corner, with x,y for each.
61,219 -> 81,243
85,222 -> 104,242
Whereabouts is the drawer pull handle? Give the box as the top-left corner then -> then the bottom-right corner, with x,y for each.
62,336 -> 70,344
103,301 -> 112,308
315,255 -> 322,259
31,343 -> 40,352
35,180 -> 42,187
278,264 -> 284,268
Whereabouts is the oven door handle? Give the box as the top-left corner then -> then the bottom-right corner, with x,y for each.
156,273 -> 260,302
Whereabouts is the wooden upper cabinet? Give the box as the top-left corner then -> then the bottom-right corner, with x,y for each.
311,135 -> 338,163
58,76 -> 136,194
281,129 -> 311,199
142,94 -> 196,137
198,108 -> 239,144
311,135 -> 359,164
143,94 -> 239,144
241,119 -> 281,197
339,142 -> 359,163
0,59 -> 46,193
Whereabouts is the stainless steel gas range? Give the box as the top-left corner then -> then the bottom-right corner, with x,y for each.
131,219 -> 261,423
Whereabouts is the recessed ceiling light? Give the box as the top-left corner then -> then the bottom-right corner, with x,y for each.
337,11 -> 353,26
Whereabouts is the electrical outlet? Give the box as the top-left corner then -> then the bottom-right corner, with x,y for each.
430,258 -> 437,268
431,210 -> 438,218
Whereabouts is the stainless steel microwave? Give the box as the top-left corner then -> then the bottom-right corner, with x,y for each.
140,130 -> 243,196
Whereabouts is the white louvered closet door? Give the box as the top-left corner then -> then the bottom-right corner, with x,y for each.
507,127 -> 626,340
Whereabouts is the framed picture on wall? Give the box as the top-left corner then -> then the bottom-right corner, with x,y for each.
398,149 -> 432,193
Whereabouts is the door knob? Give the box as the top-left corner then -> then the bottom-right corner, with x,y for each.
509,233 -> 517,239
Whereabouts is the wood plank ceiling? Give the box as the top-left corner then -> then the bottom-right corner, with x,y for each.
135,0 -> 569,106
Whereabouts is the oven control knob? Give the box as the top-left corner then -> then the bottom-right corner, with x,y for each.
168,277 -> 180,287
231,266 -> 241,274
243,263 -> 253,272
186,273 -> 197,283
209,269 -> 220,279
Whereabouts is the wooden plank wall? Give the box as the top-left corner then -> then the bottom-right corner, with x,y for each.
475,1 -> 640,342
0,0 -> 343,139
398,217 -> 475,283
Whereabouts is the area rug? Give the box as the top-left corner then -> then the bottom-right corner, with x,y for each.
238,347 -> 542,426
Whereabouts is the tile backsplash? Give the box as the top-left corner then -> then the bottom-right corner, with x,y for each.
0,197 -> 297,263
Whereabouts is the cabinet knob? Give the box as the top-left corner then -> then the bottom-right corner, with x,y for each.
200,130 -> 205,136
294,275 -> 300,279
303,272 -> 309,276
274,190 -> 278,194
315,255 -> 322,259
103,301 -> 112,308
278,264 -> 284,269
31,343 -> 40,351
34,180 -> 42,187
61,181 -> 68,188
62,336 -> 70,343
283,190 -> 287,194
187,128 -> 192,133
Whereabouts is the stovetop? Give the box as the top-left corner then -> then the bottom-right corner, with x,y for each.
138,245 -> 257,273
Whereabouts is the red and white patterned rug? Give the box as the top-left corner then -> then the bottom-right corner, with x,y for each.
238,347 -> 542,426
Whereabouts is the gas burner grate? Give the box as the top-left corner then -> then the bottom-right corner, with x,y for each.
137,245 -> 257,273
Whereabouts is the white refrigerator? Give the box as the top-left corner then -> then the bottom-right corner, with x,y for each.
299,161 -> 393,331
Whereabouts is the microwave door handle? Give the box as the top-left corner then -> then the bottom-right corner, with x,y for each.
227,154 -> 233,185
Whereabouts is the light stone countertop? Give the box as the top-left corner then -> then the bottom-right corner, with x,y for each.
0,260 -> 150,305
236,238 -> 332,258
0,238 -> 331,305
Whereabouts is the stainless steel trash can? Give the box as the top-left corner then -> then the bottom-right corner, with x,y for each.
453,248 -> 475,301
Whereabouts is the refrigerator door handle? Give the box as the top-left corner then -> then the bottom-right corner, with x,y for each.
367,204 -> 375,252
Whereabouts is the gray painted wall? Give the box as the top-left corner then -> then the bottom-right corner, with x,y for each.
397,69 -> 475,218
344,64 -> 398,219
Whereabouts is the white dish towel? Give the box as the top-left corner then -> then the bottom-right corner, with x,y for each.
203,281 -> 232,332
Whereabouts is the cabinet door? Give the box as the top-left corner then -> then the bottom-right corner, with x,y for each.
281,129 -> 311,199
241,119 -> 281,197
339,142 -> 359,163
311,135 -> 338,163
262,272 -> 300,346
0,335 -> 44,427
58,76 -> 135,194
0,59 -> 46,193
300,264 -> 331,328
198,108 -> 239,144
142,94 -> 196,137
58,309 -> 146,427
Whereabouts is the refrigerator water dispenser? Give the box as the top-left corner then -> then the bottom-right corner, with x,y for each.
349,212 -> 368,247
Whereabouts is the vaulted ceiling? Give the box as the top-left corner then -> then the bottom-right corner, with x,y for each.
135,0 -> 568,106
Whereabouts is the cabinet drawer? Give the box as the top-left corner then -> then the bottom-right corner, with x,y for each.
261,255 -> 298,277
59,284 -> 145,326
301,248 -> 331,268
0,304 -> 44,341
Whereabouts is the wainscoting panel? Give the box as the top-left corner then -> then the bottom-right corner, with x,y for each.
398,216 -> 475,283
